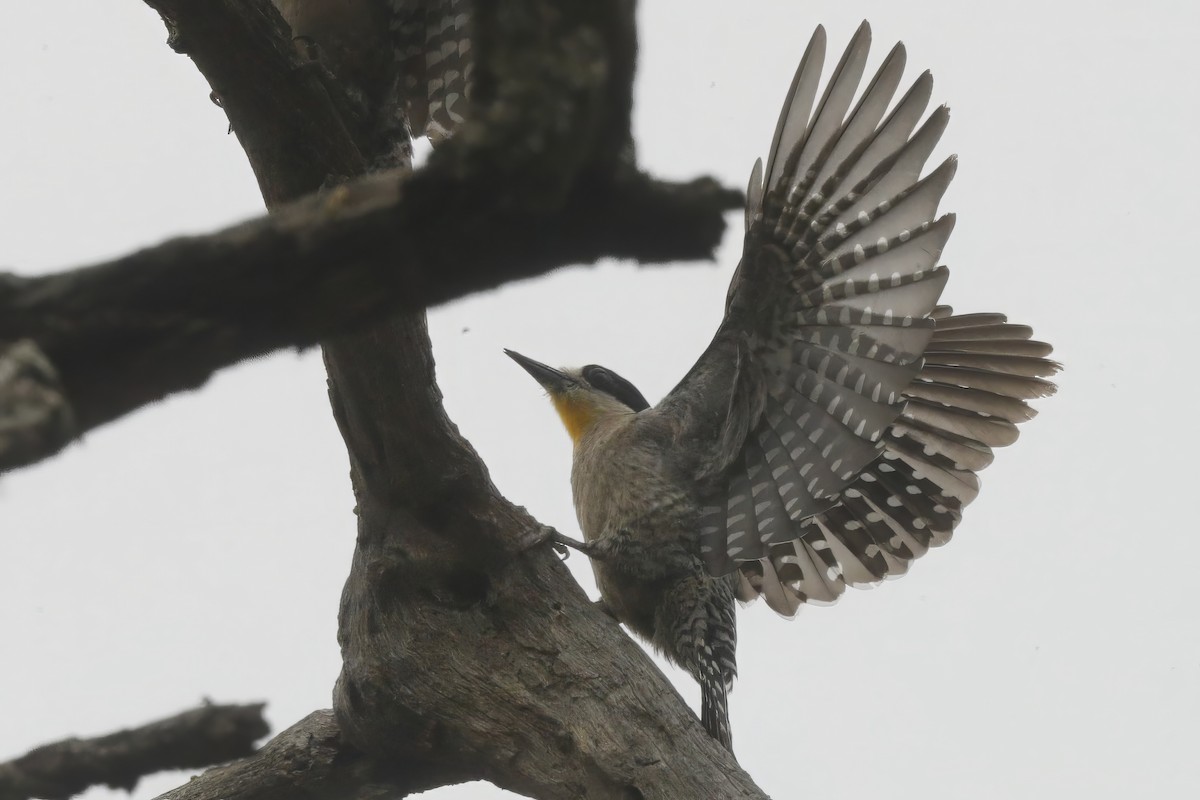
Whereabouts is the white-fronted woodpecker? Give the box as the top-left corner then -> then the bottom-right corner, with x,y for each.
508,22 -> 1059,753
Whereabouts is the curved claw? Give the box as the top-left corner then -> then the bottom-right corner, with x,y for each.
520,524 -> 581,561
546,527 -> 571,561
545,527 -> 593,559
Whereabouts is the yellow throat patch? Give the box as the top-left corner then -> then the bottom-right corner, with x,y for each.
550,394 -> 598,444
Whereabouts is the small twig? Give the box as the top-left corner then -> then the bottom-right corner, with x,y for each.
0,339 -> 75,472
0,702 -> 269,800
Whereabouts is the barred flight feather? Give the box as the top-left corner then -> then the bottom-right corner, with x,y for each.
809,42 -> 907,194
827,71 -> 934,217
745,309 -> 1057,611
389,0 -> 472,141
930,322 -> 1035,341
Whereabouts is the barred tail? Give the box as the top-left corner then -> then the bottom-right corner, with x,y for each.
700,673 -> 733,752
699,588 -> 737,752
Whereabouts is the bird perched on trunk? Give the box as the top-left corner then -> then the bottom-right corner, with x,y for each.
508,21 -> 1058,752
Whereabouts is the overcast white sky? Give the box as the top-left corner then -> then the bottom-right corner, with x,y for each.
2,2 -> 1198,799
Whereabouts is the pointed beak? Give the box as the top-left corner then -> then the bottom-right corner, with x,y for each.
504,349 -> 575,394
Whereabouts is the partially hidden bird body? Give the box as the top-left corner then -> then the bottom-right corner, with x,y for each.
271,0 -> 472,154
511,21 -> 1059,753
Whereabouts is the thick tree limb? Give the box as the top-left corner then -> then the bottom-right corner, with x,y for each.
95,0 -> 764,797
0,167 -> 738,473
324,315 -> 770,799
311,2 -> 769,792
0,702 -> 268,800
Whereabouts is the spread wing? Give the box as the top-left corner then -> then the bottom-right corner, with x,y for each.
655,22 -> 1059,615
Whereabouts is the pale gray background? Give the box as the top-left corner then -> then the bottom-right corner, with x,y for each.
2,2 -> 1197,798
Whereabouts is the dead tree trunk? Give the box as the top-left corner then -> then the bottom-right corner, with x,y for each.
2,0 -> 769,797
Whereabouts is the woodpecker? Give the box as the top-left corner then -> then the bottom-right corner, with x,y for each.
271,0 -> 471,153
508,22 -> 1059,752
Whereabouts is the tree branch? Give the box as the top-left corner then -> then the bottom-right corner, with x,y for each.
0,340 -> 73,473
18,0 -> 768,796
0,0 -> 740,474
153,710 -> 459,800
0,703 -> 268,800
0,167 -> 738,473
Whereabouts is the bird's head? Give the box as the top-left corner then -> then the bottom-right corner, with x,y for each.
505,350 -> 650,444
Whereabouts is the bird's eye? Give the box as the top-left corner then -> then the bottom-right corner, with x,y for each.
582,365 -> 615,392
581,364 -> 651,412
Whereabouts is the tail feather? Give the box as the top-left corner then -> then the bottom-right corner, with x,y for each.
700,673 -> 733,752
390,0 -> 472,141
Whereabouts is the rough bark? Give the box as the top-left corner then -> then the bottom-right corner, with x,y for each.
0,340 -> 73,473
10,0 -> 772,797
0,166 -> 736,473
0,703 -> 267,800
153,711 -> 458,800
323,316 -> 767,798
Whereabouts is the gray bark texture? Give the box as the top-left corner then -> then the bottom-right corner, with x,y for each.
6,0 -> 771,797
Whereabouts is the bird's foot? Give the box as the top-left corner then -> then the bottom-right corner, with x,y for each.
520,524 -> 590,560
